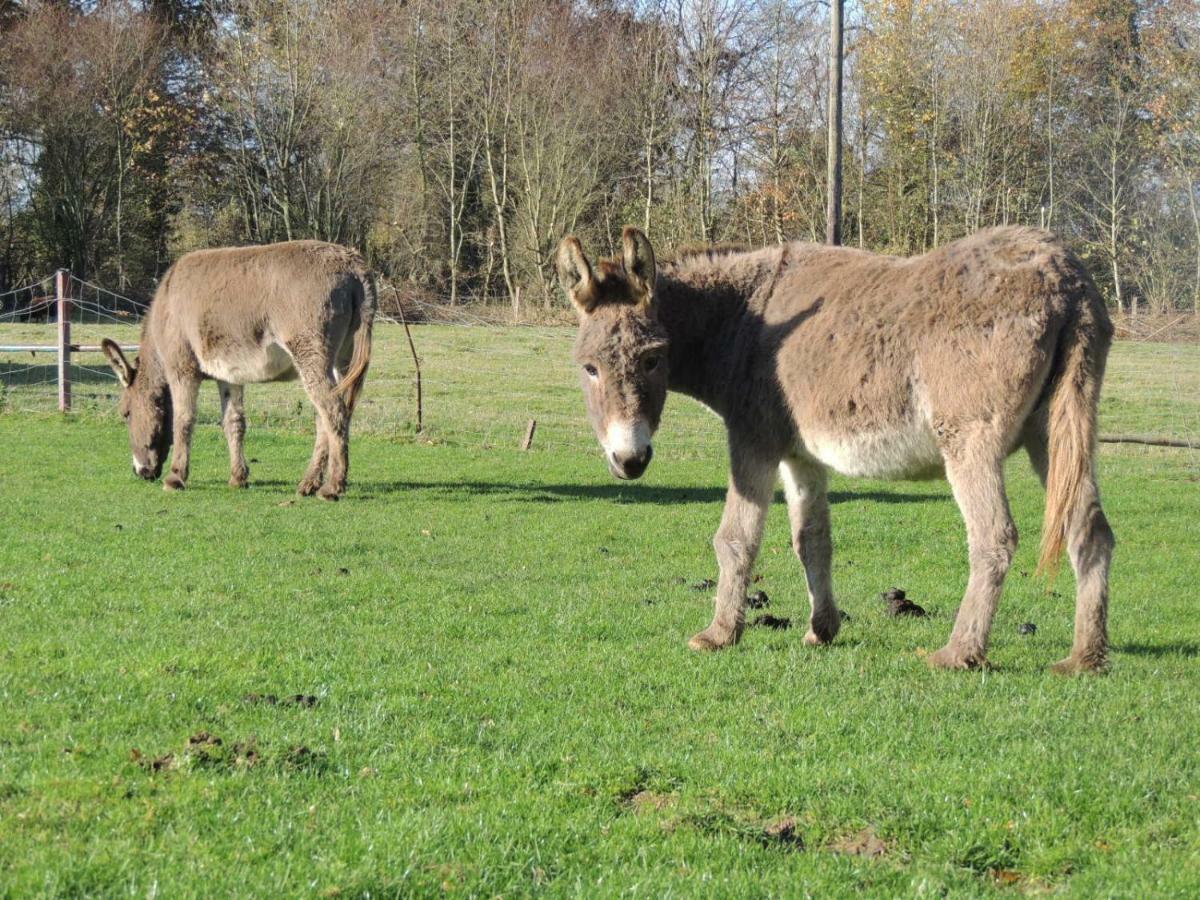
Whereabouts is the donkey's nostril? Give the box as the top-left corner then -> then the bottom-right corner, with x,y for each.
611,444 -> 653,480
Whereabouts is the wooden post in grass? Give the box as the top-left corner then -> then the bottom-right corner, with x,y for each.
521,418 -> 537,451
391,285 -> 423,433
56,268 -> 71,412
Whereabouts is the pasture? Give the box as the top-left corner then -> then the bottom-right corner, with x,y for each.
1,326 -> 1198,896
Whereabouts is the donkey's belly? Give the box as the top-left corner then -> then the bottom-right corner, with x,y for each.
198,341 -> 297,384
802,419 -> 944,480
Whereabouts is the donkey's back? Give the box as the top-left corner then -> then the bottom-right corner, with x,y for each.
769,228 -> 1108,481
153,240 -> 373,384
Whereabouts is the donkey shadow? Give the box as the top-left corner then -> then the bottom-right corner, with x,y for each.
347,479 -> 947,506
1114,642 -> 1200,659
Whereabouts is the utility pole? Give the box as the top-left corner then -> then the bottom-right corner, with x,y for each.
826,0 -> 844,246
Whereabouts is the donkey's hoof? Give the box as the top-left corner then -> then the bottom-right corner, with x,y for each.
229,476 -> 249,489
803,628 -> 834,647
688,626 -> 740,652
317,484 -> 343,501
927,645 -> 987,670
297,479 -> 322,497
1050,653 -> 1109,676
163,475 -> 186,492
804,610 -> 842,646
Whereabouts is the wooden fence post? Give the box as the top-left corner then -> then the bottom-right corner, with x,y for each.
56,268 -> 71,412
520,418 -> 537,451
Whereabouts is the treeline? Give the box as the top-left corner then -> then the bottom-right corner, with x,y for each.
1,0 -> 1197,314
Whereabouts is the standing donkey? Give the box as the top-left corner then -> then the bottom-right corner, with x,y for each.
557,226 -> 1114,673
102,241 -> 375,500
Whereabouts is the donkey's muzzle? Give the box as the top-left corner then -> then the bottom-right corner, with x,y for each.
609,445 -> 653,480
134,463 -> 159,480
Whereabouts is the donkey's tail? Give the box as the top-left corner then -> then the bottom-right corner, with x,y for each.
334,269 -> 376,412
1037,273 -> 1112,575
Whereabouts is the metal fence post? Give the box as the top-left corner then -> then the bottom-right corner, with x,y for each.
56,268 -> 71,412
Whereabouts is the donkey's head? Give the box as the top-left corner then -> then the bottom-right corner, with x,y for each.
557,226 -> 668,480
101,339 -> 172,480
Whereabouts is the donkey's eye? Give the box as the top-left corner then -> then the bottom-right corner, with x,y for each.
583,364 -> 599,378
643,355 -> 660,373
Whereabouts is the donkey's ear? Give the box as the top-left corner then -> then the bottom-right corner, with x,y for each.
101,338 -> 135,387
556,236 -> 597,315
622,226 -> 656,312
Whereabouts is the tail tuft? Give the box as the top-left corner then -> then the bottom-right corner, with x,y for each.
1036,285 -> 1110,576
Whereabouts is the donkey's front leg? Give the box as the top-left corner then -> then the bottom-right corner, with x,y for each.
164,374 -> 200,492
219,382 -> 250,488
688,453 -> 776,651
780,456 -> 841,646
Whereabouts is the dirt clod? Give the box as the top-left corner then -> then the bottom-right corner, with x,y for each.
232,739 -> 261,767
285,745 -> 327,771
747,590 -> 770,609
243,693 -> 279,705
881,587 -> 906,602
186,731 -> 224,763
1017,622 -> 1037,636
762,816 -> 804,849
750,614 -> 792,630
831,827 -> 888,858
132,749 -> 175,773
887,597 -> 927,617
284,694 -> 319,708
627,790 -> 674,812
691,578 -> 716,591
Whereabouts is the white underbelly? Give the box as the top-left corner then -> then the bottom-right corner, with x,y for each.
803,419 -> 943,480
199,341 -> 296,384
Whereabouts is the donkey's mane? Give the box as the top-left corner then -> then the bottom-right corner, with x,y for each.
659,242 -> 755,268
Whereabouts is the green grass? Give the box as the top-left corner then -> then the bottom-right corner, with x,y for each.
1,330 -> 1199,896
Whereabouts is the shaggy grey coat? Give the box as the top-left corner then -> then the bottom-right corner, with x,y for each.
559,226 -> 1114,672
103,240 -> 375,499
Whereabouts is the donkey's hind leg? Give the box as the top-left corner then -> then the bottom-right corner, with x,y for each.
297,413 -> 329,496
928,451 -> 1018,670
780,456 -> 841,645
219,382 -> 250,488
294,357 -> 349,500
1051,474 -> 1114,674
1023,418 -> 1113,673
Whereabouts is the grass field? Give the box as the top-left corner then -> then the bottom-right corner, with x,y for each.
1,327 -> 1198,896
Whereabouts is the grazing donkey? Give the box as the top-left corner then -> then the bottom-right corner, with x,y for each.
557,226 -> 1114,673
102,241 -> 375,500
